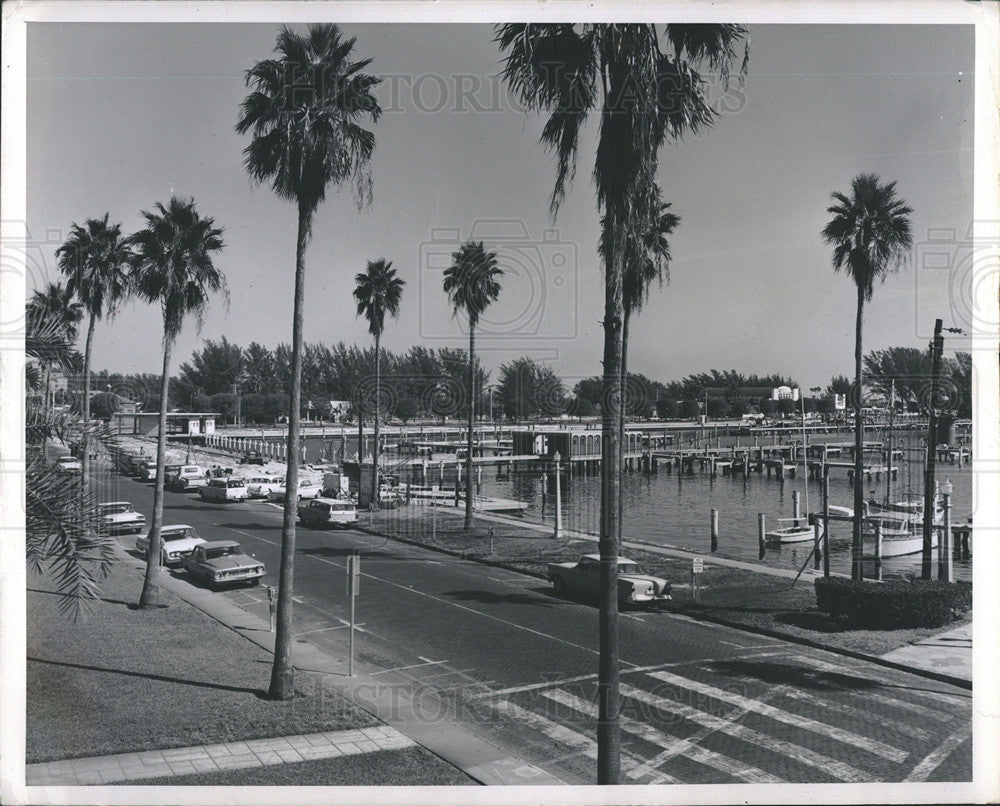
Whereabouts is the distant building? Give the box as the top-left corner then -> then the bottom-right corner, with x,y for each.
113,412 -> 219,437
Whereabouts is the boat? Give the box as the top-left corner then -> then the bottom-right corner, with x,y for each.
766,516 -> 823,544
862,519 -> 938,558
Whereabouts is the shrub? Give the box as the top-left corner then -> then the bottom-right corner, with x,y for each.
815,577 -> 972,629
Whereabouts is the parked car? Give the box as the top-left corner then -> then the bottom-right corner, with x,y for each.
298,497 -> 358,528
167,466 -> 209,492
547,554 -> 672,607
136,524 -> 207,567
54,455 -> 82,475
244,475 -> 284,499
185,540 -> 265,588
97,501 -> 146,535
199,477 -> 249,503
240,450 -> 265,465
137,460 -> 159,481
165,464 -> 206,488
268,477 -> 322,502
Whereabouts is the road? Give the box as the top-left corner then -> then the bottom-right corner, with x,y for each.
92,468 -> 972,785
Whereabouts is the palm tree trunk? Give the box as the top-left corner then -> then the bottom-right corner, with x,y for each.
370,334 -> 381,509
464,325 -> 476,531
598,231 -> 623,785
138,332 -> 172,608
80,312 -> 96,488
617,314 -> 630,550
851,288 -> 865,581
269,199 -> 310,701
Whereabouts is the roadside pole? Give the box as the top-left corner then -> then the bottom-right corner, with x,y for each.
267,585 -> 276,632
554,452 -> 563,539
347,553 -> 359,677
939,479 -> 954,582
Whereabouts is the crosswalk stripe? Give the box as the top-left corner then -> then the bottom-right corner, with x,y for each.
620,682 -> 874,783
789,655 -> 969,710
540,688 -> 783,784
490,699 -> 682,783
903,722 -> 972,782
647,670 -> 908,763
779,689 -> 931,741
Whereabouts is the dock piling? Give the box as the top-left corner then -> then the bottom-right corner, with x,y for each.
710,508 -> 719,553
758,514 -> 765,560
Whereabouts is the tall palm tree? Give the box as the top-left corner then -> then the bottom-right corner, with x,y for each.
353,259 -> 404,509
55,215 -> 132,483
236,23 -> 381,700
822,174 -> 913,581
497,23 -> 747,783
443,241 -> 502,531
129,197 -> 225,609
610,185 -> 680,546
29,282 -> 83,411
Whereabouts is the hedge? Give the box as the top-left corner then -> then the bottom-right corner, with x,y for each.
815,577 -> 972,629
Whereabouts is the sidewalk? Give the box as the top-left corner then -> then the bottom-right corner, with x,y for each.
880,622 -> 971,683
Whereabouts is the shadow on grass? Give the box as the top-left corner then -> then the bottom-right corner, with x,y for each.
27,656 -> 267,697
27,587 -> 136,609
774,610 -> 853,633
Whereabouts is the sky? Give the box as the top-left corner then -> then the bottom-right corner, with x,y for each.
25,22 -> 975,391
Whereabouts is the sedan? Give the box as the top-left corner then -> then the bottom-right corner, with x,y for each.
136,524 -> 207,567
185,540 -> 265,588
97,501 -> 146,535
548,554 -> 671,607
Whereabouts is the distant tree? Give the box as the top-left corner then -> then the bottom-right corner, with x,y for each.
498,357 -> 566,420
566,396 -> 596,419
443,241 -> 502,529
89,392 -> 120,421
242,392 -> 288,424
863,346 -> 932,409
393,396 -> 419,424
950,352 -> 971,418
177,336 -> 245,397
29,283 -> 83,412
776,398 -> 796,417
210,392 -> 238,423
243,342 -> 276,394
681,399 -> 701,419
657,399 -> 680,419
191,392 -> 212,413
760,398 -> 777,417
707,398 -> 731,418
572,377 -> 605,408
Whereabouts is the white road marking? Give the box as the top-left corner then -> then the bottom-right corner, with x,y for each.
370,659 -> 449,676
540,688 -> 783,784
469,650 -> 789,700
779,688 -> 931,741
490,699 -> 681,784
903,722 -> 972,782
647,669 -> 908,763
216,524 -> 633,666
620,682 -> 873,783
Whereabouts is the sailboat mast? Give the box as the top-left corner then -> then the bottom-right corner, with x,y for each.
801,391 -> 809,516
885,380 -> 894,510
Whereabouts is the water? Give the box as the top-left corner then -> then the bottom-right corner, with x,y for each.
254,427 -> 974,581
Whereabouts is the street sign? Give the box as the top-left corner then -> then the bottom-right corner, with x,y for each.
692,558 -> 704,573
834,393 -> 847,411
346,554 -> 360,597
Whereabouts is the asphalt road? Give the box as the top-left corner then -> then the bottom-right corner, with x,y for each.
92,468 -> 973,786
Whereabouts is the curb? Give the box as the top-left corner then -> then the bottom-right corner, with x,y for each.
355,518 -> 973,691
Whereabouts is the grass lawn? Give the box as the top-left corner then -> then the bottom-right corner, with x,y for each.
27,562 -> 379,764
137,745 -> 473,786
368,505 -> 970,658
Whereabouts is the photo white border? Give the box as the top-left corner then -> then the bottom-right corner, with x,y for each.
2,2 -> 997,804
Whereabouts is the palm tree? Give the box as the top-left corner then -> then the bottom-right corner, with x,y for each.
130,197 -> 225,609
822,174 -> 913,581
443,241 -> 502,531
236,23 -> 381,700
497,23 -> 747,782
28,282 -> 83,411
55,215 -> 131,483
353,259 -> 404,509
606,185 -> 680,546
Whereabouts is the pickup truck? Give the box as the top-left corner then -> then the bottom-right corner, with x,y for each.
548,554 -> 671,607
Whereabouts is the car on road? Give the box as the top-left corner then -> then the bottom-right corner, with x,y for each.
167,467 -> 209,492
136,524 -> 207,567
547,554 -> 672,607
240,450 -> 266,465
198,477 -> 249,503
54,455 -> 82,474
244,475 -> 284,499
298,497 -> 358,528
97,501 -> 146,535
268,477 -> 322,502
185,540 -> 265,588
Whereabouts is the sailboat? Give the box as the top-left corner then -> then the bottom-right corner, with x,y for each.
766,392 -> 823,544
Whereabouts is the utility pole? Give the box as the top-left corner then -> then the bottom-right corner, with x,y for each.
922,319 -> 943,580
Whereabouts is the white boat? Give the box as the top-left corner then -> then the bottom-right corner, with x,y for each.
862,521 -> 938,558
766,516 -> 823,544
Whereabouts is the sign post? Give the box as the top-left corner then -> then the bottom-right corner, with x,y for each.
691,557 -> 704,603
347,553 -> 360,676
553,452 -> 563,539
266,585 -> 277,632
